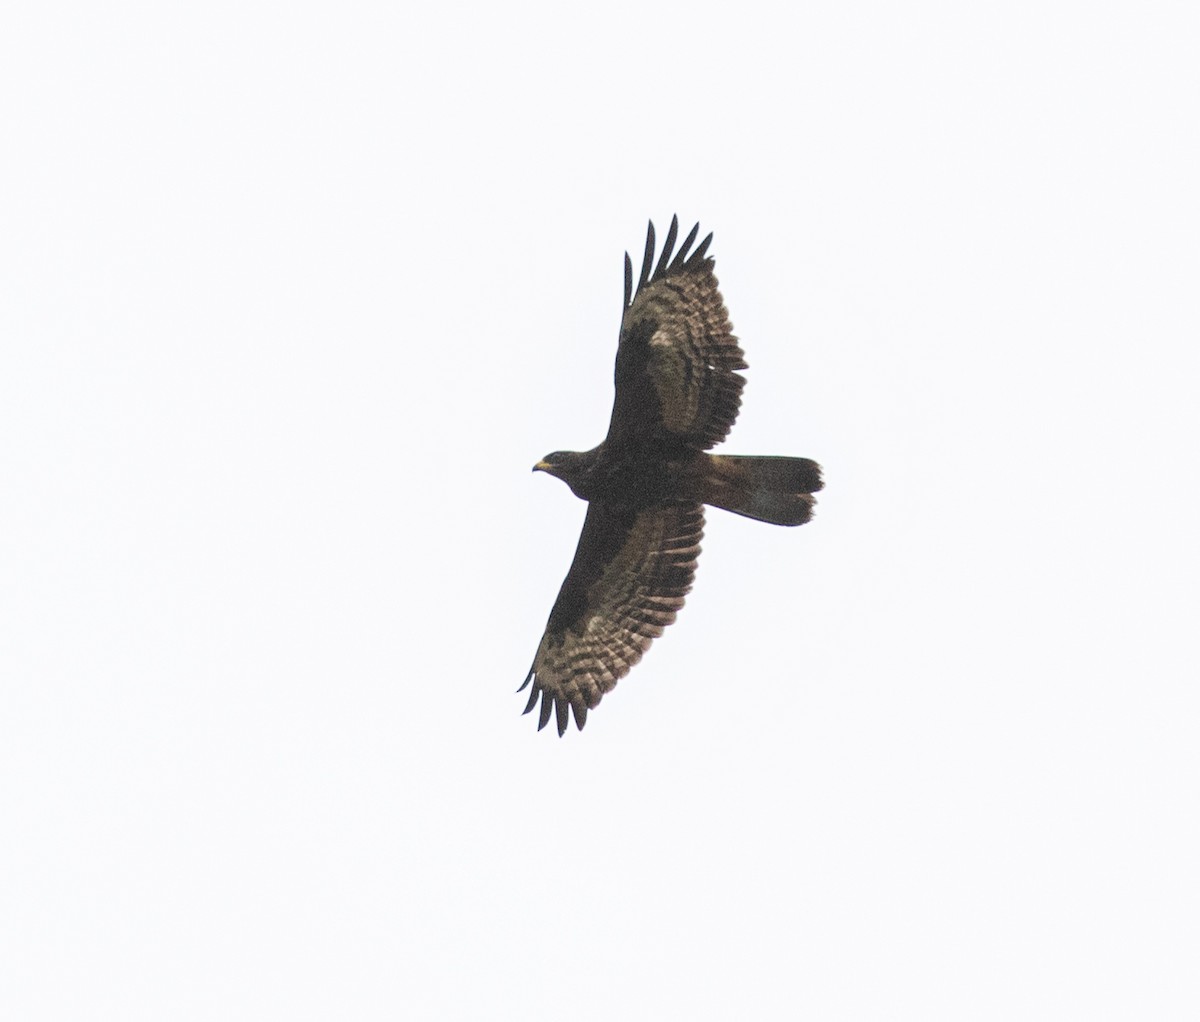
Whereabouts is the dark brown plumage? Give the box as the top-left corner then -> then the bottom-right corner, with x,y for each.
522,216 -> 823,735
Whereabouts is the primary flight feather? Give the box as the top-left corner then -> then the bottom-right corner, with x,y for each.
523,217 -> 823,735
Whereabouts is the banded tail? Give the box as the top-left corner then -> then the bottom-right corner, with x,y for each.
700,454 -> 824,526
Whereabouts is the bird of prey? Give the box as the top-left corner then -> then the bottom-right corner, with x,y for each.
522,216 -> 823,735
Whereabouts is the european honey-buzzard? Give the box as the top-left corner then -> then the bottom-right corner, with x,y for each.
522,217 -> 823,735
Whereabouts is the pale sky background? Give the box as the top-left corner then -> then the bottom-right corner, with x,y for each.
2,2 -> 1197,1019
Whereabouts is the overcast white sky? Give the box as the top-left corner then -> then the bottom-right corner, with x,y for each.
3,2 -> 1198,1019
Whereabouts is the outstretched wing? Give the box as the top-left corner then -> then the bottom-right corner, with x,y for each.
521,500 -> 704,735
606,216 -> 748,451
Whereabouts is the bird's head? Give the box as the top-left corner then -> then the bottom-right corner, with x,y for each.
533,449 -> 593,496
532,451 -> 574,479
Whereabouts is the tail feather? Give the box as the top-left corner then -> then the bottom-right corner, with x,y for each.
701,454 -> 823,526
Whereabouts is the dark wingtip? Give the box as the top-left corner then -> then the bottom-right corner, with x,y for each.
624,252 -> 632,308
688,231 -> 714,267
637,220 -> 655,292
555,697 -> 569,737
522,680 -> 540,715
653,214 -> 679,281
669,222 -> 701,273
537,689 -> 554,730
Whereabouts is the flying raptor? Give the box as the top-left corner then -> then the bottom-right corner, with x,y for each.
523,216 -> 823,735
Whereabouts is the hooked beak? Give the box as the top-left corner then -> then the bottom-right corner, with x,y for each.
533,460 -> 551,473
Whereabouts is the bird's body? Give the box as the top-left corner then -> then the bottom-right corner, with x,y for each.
524,217 -> 823,735
537,443 -> 697,506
